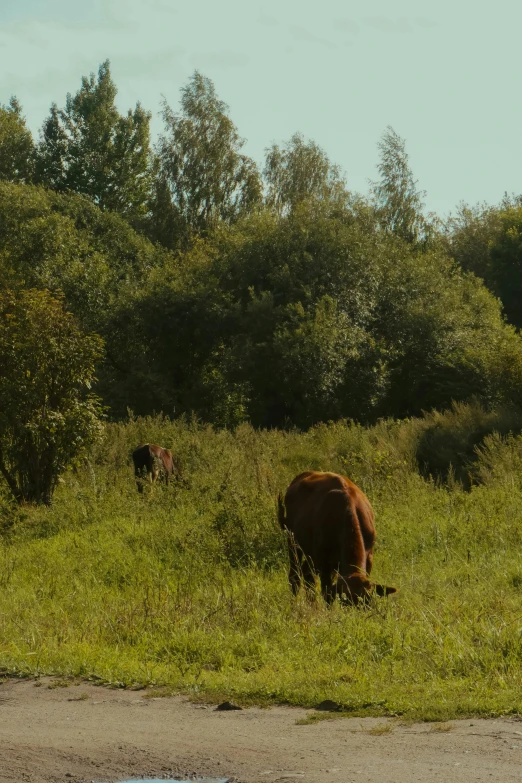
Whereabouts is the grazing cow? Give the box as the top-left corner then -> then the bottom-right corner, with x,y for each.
278,471 -> 397,604
132,443 -> 176,493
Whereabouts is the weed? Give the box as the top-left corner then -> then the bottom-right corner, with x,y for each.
296,713 -> 345,726
48,679 -> 72,689
366,723 -> 394,735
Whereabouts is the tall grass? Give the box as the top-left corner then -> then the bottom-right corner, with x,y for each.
2,411 -> 522,720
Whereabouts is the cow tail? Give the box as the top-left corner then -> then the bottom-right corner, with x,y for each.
277,493 -> 286,530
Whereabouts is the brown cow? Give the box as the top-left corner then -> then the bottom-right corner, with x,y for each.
278,471 -> 397,604
132,443 -> 176,493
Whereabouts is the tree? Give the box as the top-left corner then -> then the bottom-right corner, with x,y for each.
0,289 -> 104,504
154,72 -> 262,241
371,126 -> 428,244
445,201 -> 502,281
447,199 -> 522,329
200,207 -> 522,426
264,132 -> 347,215
145,173 -> 190,251
0,97 -> 34,183
111,201 -> 522,429
0,182 -> 168,330
487,207 -> 522,329
0,181 -> 174,420
35,60 -> 153,223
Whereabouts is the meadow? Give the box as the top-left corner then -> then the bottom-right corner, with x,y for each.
2,410 -> 522,721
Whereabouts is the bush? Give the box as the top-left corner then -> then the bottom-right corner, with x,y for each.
0,289 -> 104,504
412,401 -> 522,488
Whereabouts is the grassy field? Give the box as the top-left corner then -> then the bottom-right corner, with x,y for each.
2,413 -> 522,721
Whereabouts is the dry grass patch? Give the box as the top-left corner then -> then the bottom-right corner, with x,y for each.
365,722 -> 395,735
47,679 -> 72,689
296,712 -> 347,726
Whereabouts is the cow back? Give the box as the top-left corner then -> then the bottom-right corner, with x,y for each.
283,471 -> 375,576
132,444 -> 175,476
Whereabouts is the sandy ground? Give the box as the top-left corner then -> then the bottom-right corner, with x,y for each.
1,678 -> 522,783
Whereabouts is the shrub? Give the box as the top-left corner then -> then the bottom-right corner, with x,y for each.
0,289 -> 104,504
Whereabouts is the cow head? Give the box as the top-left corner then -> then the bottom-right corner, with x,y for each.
336,573 -> 397,604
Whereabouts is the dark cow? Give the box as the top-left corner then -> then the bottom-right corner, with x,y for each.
278,471 -> 397,604
132,443 -> 176,493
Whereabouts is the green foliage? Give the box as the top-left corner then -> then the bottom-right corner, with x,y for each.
105,200 -> 522,426
413,401 -> 522,488
446,201 -> 503,281
3,414 -> 522,719
3,180 -> 522,429
264,132 -> 348,215
154,205 -> 522,427
145,173 -> 188,251
35,60 -> 153,223
0,289 -> 104,504
0,181 -> 169,327
0,181 -> 177,420
472,430 -> 522,489
154,72 -> 262,242
487,207 -> 522,328
447,198 -> 522,329
4,62 -> 522,429
0,97 -> 35,184
371,126 -> 430,245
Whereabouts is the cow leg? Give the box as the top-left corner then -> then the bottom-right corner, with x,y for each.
320,567 -> 335,605
134,465 -> 145,493
365,550 -> 374,576
301,558 -> 316,600
287,539 -> 302,595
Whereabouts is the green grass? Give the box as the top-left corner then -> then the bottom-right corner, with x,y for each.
2,415 -> 522,721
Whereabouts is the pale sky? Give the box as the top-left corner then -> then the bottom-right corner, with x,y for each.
0,0 -> 519,217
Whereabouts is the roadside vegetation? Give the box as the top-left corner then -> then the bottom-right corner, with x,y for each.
3,410 -> 522,721
2,61 -> 522,721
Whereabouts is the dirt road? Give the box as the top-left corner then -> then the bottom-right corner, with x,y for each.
1,677 -> 522,783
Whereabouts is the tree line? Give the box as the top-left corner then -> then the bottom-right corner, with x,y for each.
1,61 -> 429,246
2,60 -> 522,503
